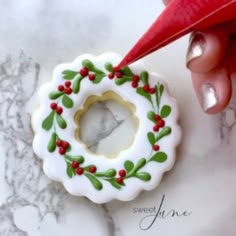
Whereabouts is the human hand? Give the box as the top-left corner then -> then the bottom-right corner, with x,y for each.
163,0 -> 236,114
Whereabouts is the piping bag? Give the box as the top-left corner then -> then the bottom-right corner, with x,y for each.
117,0 -> 236,69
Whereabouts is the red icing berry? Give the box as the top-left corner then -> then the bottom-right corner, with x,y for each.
131,81 -> 138,88
56,106 -> 63,115
115,71 -> 123,78
154,114 -> 161,121
149,88 -> 156,94
112,66 -> 119,72
153,125 -> 159,132
108,73 -> 114,79
88,74 -> 95,81
157,119 -> 165,128
58,85 -> 64,92
71,161 -> 79,169
59,147 -> 66,155
80,67 -> 89,77
119,169 -> 126,177
153,144 -> 160,151
65,87 -> 72,95
132,75 -> 140,83
143,84 -> 150,92
62,141 -> 69,149
65,81 -> 71,87
50,103 -> 57,110
76,167 -> 84,175
89,166 -> 97,173
116,177 -> 123,184
56,140 -> 63,147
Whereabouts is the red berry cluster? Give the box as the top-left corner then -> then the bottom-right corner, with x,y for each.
116,169 -> 126,184
108,66 -> 123,80
130,74 -> 155,94
152,114 -> 165,133
50,103 -> 63,115
79,67 -> 96,81
71,162 -> 97,176
56,140 -> 70,155
58,80 -> 72,95
142,84 -> 156,94
152,114 -> 166,152
131,75 -> 140,88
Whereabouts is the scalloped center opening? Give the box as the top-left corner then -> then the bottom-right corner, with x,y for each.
74,91 -> 139,158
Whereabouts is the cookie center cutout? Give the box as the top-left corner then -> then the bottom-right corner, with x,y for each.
74,92 -> 138,158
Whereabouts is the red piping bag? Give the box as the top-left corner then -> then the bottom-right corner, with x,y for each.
118,0 -> 236,69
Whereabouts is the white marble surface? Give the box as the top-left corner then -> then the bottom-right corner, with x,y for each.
1,0 -> 236,235
79,99 -> 137,157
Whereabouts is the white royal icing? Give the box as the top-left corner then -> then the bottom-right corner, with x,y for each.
32,52 -> 181,203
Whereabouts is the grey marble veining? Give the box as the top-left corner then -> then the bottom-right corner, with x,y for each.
79,100 -> 136,156
0,53 -> 64,235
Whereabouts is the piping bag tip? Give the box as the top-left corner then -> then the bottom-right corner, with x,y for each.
117,0 -> 236,70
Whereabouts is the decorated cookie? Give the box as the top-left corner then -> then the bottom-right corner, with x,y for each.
32,52 -> 181,203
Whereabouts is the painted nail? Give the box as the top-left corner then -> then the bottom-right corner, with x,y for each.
186,33 -> 205,66
200,84 -> 218,112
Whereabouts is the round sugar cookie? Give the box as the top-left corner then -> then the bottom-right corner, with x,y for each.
32,52 -> 181,203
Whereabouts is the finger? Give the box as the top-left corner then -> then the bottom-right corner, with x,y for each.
191,66 -> 232,114
186,25 -> 230,74
228,35 -> 236,76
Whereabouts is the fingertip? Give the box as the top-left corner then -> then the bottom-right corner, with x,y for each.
192,68 -> 232,114
186,26 -> 230,74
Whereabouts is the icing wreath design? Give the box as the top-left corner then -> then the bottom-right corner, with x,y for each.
41,59 -> 173,191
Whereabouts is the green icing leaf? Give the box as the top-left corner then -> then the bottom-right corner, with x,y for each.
155,83 -> 164,109
135,172 -> 151,181
72,76 -> 83,94
82,59 -> 96,71
136,87 -> 152,103
104,62 -> 113,72
64,155 -> 84,164
161,105 -> 171,118
95,169 -> 116,178
66,162 -> 75,178
62,70 -> 78,80
106,178 -> 124,189
155,85 -> 160,108
93,72 -> 106,84
56,114 -> 67,129
147,132 -> 155,146
159,84 -> 164,97
150,152 -> 167,163
42,111 -> 55,130
126,158 -> 147,177
124,160 -> 134,173
47,132 -> 57,152
140,71 -> 149,84
84,173 -> 103,190
147,111 -> 156,123
115,76 -> 132,85
62,94 -> 73,108
133,158 -> 146,173
120,66 -> 133,76
49,91 -> 64,100
66,144 -> 72,152
82,59 -> 104,75
155,127 -> 172,142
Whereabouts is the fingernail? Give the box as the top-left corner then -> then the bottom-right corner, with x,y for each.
186,33 -> 205,66
200,84 -> 218,112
